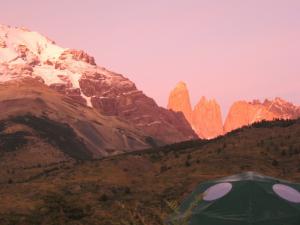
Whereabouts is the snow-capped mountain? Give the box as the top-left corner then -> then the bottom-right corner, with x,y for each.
0,24 -> 197,144
0,24 -> 102,105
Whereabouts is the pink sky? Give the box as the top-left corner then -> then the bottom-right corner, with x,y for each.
1,0 -> 299,117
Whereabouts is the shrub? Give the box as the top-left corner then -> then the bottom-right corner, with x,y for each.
98,194 -> 109,202
160,165 -> 168,173
185,160 -> 191,167
272,159 -> 279,167
124,187 -> 131,195
187,154 -> 192,160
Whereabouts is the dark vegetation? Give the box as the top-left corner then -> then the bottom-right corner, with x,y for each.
0,120 -> 29,152
228,118 -> 300,136
0,114 -> 92,160
0,130 -> 30,152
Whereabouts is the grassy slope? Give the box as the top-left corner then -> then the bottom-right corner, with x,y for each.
0,119 -> 300,225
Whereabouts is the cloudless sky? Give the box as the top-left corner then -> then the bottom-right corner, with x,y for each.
1,0 -> 300,118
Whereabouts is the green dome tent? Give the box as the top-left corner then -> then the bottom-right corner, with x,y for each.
167,172 -> 300,225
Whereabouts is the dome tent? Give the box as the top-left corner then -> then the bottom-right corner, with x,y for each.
167,172 -> 300,225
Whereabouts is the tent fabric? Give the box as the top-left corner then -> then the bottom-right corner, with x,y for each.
167,172 -> 300,225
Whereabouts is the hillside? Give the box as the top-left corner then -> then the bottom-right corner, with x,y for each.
0,119 -> 299,225
0,78 -> 159,162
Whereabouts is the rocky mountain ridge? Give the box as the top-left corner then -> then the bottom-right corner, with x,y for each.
168,82 -> 300,139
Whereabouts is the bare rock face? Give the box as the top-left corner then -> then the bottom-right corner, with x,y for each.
223,101 -> 275,133
16,44 -> 29,58
0,24 -> 197,145
59,49 -> 96,65
0,38 -> 6,48
79,73 -> 197,143
192,97 -> 223,139
167,81 -> 193,124
262,97 -> 300,119
224,99 -> 300,133
167,82 -> 224,139
167,82 -> 300,139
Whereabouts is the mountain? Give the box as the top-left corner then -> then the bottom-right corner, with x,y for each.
168,82 -> 300,139
0,24 -> 197,145
192,96 -> 223,139
0,79 -> 158,162
167,81 -> 193,124
0,118 -> 299,225
224,98 -> 300,133
168,82 -> 223,139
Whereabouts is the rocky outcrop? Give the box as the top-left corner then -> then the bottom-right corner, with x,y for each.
224,98 -> 300,133
263,97 -> 300,119
79,73 -> 197,143
168,83 -> 223,139
223,101 -> 275,133
0,24 -> 197,145
192,97 -> 223,139
59,49 -> 96,65
167,81 -> 193,124
0,38 -> 6,48
168,82 -> 300,139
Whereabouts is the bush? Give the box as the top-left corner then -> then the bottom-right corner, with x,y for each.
124,187 -> 131,195
145,136 -> 158,147
99,194 -> 109,202
160,165 -> 168,173
187,154 -> 192,160
272,160 -> 279,167
185,160 -> 191,167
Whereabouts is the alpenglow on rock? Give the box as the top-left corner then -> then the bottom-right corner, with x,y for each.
168,82 -> 224,139
192,97 -> 223,139
167,81 -> 193,124
224,98 -> 300,133
168,82 -> 300,139
0,24 -> 197,144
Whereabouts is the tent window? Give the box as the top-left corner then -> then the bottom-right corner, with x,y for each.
273,184 -> 300,203
203,182 -> 232,201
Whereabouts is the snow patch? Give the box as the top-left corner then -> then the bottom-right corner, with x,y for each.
82,94 -> 93,107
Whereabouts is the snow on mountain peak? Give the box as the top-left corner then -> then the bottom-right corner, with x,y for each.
0,24 -> 102,104
0,24 -> 198,144
0,24 -> 146,110
0,24 -> 65,63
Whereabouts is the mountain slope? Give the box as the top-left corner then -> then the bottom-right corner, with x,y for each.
0,24 -> 197,144
0,119 -> 299,224
224,98 -> 300,133
0,78 -> 156,162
